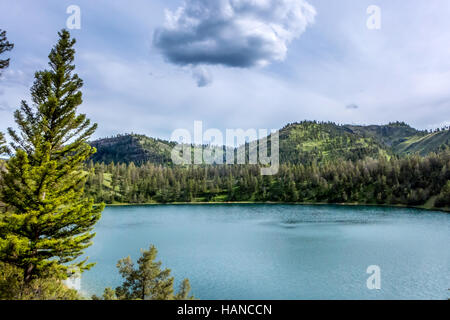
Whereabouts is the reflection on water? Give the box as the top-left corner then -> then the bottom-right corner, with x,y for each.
81,204 -> 450,300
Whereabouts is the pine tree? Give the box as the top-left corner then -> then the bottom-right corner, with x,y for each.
174,278 -> 195,300
92,287 -> 117,300
94,245 -> 194,300
0,29 -> 104,286
0,29 -> 13,153
435,180 -> 450,207
0,29 -> 14,75
0,132 -> 6,155
115,245 -> 175,300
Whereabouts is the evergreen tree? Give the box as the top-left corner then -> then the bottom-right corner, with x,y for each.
92,287 -> 117,300
435,180 -> 450,207
0,29 -> 13,154
0,132 -> 6,155
0,30 -> 104,286
174,278 -> 195,300
0,29 -> 14,75
115,245 -> 175,300
94,245 -> 195,300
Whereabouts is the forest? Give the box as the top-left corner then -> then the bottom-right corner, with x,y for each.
84,151 -> 450,209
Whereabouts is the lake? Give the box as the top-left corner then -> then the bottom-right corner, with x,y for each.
81,204 -> 450,300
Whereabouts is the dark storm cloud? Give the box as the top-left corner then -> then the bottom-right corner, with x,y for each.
153,0 -> 316,69
192,66 -> 213,87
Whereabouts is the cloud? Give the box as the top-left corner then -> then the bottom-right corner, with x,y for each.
192,66 -> 213,87
1,69 -> 29,87
0,101 -> 11,111
153,0 -> 316,69
3,0 -> 450,134
346,104 -> 359,110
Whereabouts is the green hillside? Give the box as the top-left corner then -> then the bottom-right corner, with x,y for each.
344,122 -> 423,148
277,121 -> 387,164
90,134 -> 175,164
89,122 -> 450,165
345,122 -> 450,155
395,130 -> 450,155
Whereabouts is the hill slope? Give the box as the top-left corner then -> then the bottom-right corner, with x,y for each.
89,122 -> 450,165
345,122 -> 450,155
276,121 -> 387,164
90,134 -> 175,164
394,130 -> 450,155
344,122 -> 423,148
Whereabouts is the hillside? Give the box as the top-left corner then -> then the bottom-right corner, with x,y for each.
276,121 -> 386,164
394,130 -> 450,155
345,122 -> 450,155
89,122 -> 450,165
90,134 -> 175,165
344,122 -> 423,148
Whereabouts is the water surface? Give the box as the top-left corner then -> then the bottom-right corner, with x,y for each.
82,204 -> 450,299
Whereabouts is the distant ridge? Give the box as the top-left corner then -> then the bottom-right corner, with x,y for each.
345,122 -> 450,155
89,121 -> 450,165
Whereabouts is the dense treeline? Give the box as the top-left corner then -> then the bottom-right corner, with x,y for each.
85,151 -> 450,209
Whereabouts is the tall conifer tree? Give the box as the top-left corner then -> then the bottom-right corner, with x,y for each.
0,29 -> 14,75
0,30 -> 104,284
0,133 -> 6,155
0,29 -> 13,153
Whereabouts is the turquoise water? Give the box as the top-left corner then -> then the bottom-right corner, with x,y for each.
81,204 -> 450,300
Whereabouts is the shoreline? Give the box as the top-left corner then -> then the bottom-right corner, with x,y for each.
103,201 -> 450,213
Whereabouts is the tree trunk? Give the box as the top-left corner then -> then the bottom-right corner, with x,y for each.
24,263 -> 34,284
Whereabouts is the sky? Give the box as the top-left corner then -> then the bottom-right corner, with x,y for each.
0,0 -> 449,141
